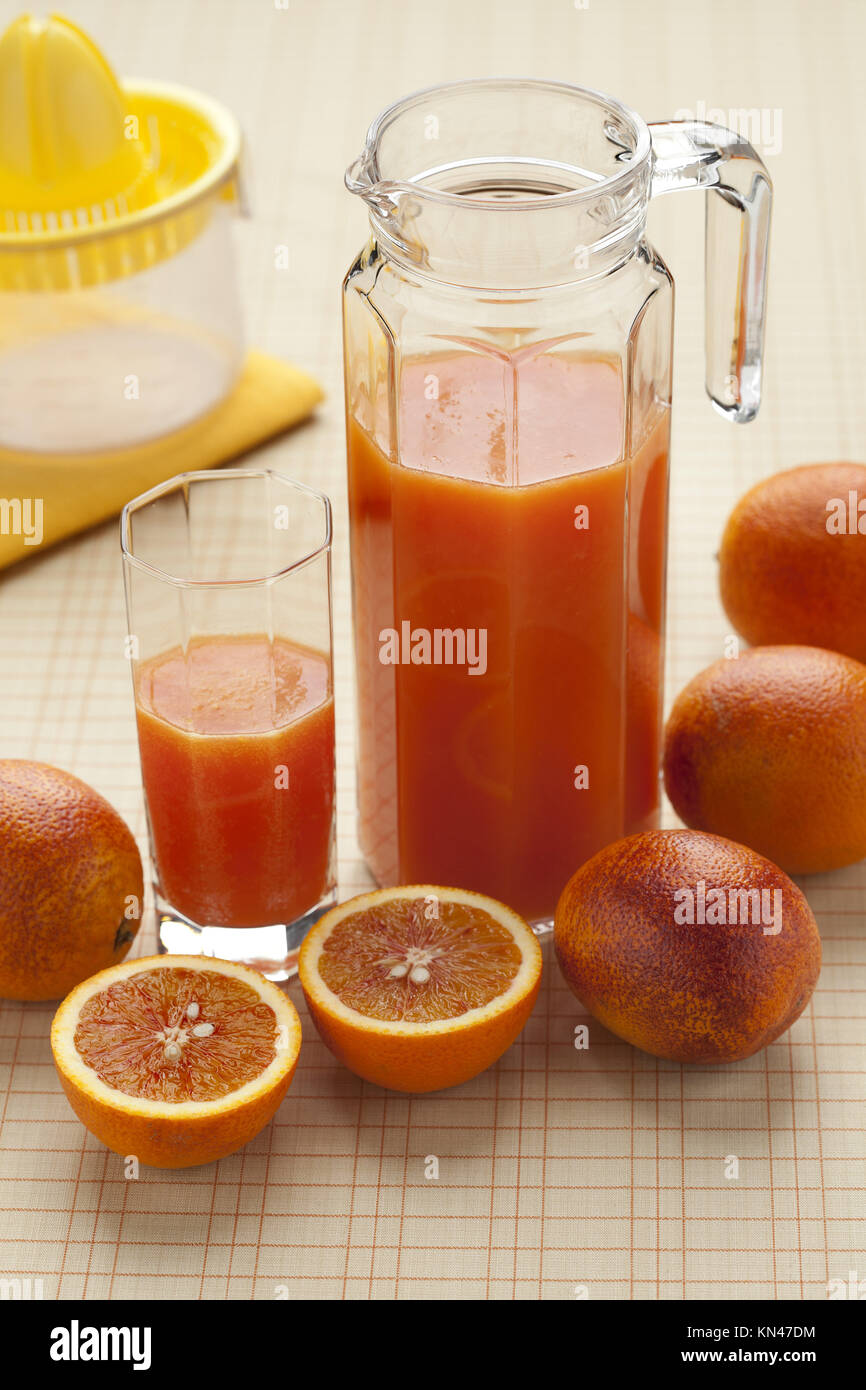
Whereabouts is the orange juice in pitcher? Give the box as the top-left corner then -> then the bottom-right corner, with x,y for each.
343,80 -> 771,923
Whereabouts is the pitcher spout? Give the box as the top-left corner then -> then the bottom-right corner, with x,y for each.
346,149 -> 402,217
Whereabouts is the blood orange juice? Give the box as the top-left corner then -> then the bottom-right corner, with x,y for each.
347,354 -> 669,923
135,634 -> 335,927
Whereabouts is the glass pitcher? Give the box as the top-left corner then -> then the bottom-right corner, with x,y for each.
342,78 -> 771,925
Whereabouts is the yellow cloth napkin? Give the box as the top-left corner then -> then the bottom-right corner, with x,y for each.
0,351 -> 323,570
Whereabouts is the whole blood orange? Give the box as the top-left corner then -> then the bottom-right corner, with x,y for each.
719,462 -> 866,662
554,829 -> 821,1063
298,885 -> 542,1092
51,955 -> 302,1168
0,761 -> 143,1000
663,646 -> 866,873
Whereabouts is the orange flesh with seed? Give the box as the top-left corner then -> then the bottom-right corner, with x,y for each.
73,967 -> 278,1102
317,898 -> 522,1023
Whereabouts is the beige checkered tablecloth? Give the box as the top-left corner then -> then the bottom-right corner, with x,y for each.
0,0 -> 864,1300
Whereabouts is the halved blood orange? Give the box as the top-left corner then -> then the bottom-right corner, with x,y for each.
298,885 -> 542,1093
51,955 -> 301,1169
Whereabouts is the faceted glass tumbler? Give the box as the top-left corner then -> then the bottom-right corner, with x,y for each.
121,469 -> 336,980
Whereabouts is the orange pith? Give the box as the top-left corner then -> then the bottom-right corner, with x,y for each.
299,885 -> 542,1094
317,898 -> 522,1022
51,955 -> 302,1169
73,967 -> 278,1102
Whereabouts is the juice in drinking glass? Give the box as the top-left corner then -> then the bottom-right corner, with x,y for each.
122,470 -> 336,979
135,634 -> 335,928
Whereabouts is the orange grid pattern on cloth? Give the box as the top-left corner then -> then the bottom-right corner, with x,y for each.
0,0 -> 864,1301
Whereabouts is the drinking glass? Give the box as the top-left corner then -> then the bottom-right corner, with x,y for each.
121,469 -> 336,980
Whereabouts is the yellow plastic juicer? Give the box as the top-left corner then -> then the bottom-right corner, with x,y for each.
0,12 -> 245,453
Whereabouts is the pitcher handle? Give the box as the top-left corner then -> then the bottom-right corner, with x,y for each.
649,121 -> 772,423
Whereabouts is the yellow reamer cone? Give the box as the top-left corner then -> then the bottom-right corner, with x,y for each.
0,12 -> 242,289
